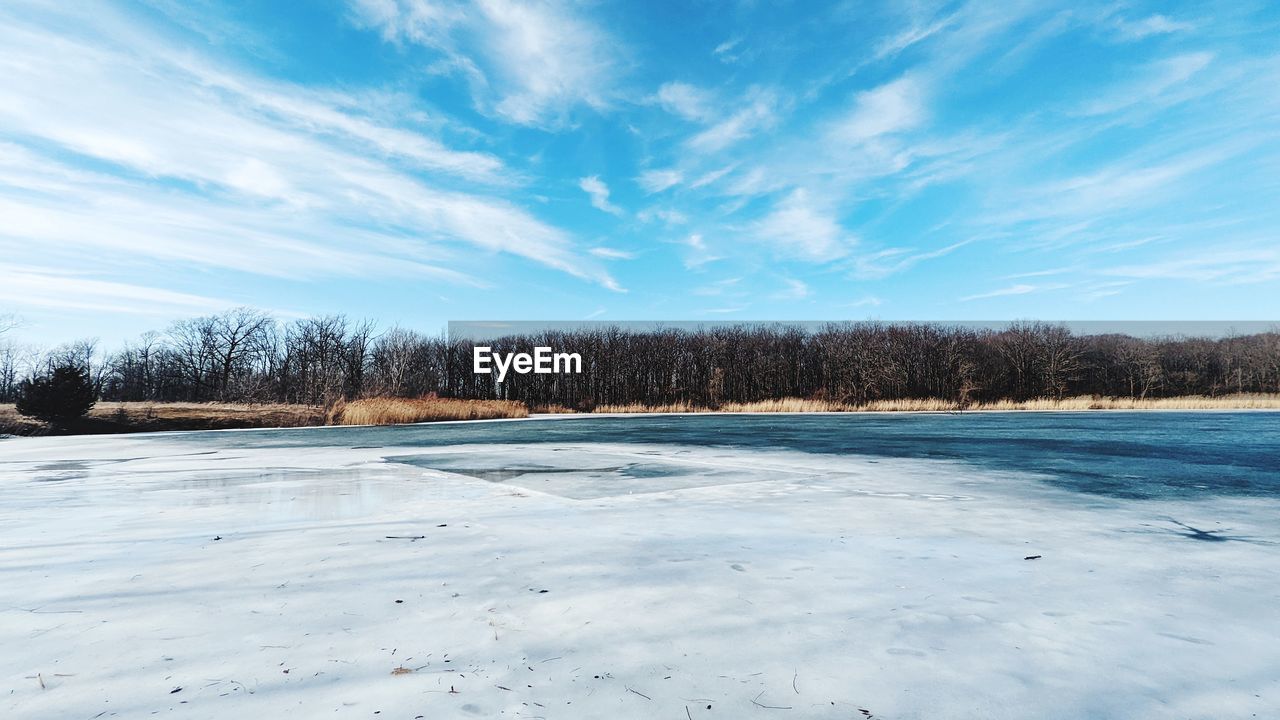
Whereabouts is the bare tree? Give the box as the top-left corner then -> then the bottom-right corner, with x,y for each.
33,313 -> 1280,409
167,316 -> 219,400
1040,325 -> 1082,400
0,341 -> 19,403
211,308 -> 275,401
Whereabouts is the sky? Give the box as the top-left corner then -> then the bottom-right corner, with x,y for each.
1,0 -> 1279,345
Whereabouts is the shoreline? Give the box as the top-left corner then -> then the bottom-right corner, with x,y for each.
3,399 -> 1280,440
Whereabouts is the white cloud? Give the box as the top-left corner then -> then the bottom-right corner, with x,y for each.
636,168 -> 683,193
712,37 -> 742,63
1078,280 -> 1133,302
1113,14 -> 1194,41
691,277 -> 741,297
873,13 -> 957,62
1081,52 -> 1213,117
0,265 -> 233,316
681,233 -> 721,269
772,278 -> 811,301
750,189 -> 850,262
353,0 -> 618,126
655,82 -> 714,122
688,89 -> 779,153
691,165 -> 734,188
993,151 -> 1223,229
1005,266 -> 1077,279
589,247 -> 635,260
961,283 -> 1038,302
0,5 -> 619,292
639,208 -> 688,225
831,76 -> 926,144
853,241 -> 971,280
579,176 -> 623,216
1100,248 -> 1280,285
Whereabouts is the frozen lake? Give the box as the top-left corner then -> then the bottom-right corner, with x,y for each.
2,413 -> 1278,719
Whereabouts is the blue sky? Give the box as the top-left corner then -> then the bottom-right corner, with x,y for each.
2,0 -> 1278,344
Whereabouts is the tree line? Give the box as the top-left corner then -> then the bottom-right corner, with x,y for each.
2,310 -> 1278,408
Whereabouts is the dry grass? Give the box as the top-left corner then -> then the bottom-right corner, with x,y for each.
530,403 -> 579,414
0,397 -> 526,436
0,401 -> 324,436
582,394 -> 1280,414
971,394 -> 1280,411
100,401 -> 324,424
721,398 -> 854,412
4,393 -> 1277,436
591,402 -> 708,414
328,397 -> 528,426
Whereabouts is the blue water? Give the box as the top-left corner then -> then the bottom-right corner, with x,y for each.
162,412 -> 1280,500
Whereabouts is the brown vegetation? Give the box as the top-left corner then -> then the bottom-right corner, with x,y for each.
530,403 -> 579,414
4,393 -> 1276,437
0,401 -> 324,436
970,394 -> 1280,411
592,402 -> 704,413
588,394 -> 1280,414
327,397 -> 528,426
0,397 -> 527,436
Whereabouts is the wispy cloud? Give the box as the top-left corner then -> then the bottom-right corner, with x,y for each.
352,0 -> 620,126
854,241 -> 970,280
750,189 -> 851,262
0,3 -> 619,293
0,265 -> 233,316
590,247 -> 636,260
1112,14 -> 1194,41
712,37 -> 742,63
690,165 -> 735,189
1005,266 -> 1077,279
771,278 -> 811,301
654,82 -> 714,122
637,207 -> 688,225
872,11 -> 958,63
1077,280 -> 1133,302
682,233 -> 721,269
830,76 -> 927,144
1080,52 -> 1213,117
691,277 -> 742,297
1100,247 -> 1280,285
636,169 -> 683,194
960,283 -> 1039,302
988,150 -> 1230,235
688,88 -> 780,154
579,176 -> 624,215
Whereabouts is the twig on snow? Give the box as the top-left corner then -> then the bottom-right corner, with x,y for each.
752,691 -> 792,710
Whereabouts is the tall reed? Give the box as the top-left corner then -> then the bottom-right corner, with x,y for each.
580,394 -> 1280,414
329,397 -> 528,425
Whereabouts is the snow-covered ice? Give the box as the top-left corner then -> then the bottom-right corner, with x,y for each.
2,415 -> 1278,719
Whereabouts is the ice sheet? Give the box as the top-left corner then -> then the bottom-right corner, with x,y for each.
2,423 -> 1278,719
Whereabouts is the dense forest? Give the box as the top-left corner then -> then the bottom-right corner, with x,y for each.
2,309 -> 1278,408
